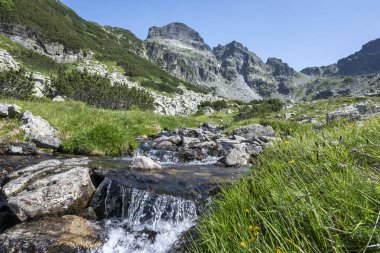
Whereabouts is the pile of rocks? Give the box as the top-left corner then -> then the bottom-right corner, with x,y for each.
327,101 -> 380,122
140,123 -> 276,167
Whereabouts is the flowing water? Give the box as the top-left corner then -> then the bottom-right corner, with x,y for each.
93,188 -> 197,253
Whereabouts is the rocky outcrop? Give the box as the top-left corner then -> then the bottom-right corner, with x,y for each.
0,104 -> 20,118
0,22 -> 92,63
0,49 -> 19,71
145,24 -> 265,101
0,215 -> 104,253
20,110 -> 61,149
327,101 -> 380,122
301,64 -> 339,77
130,156 -> 162,171
1,158 -> 95,221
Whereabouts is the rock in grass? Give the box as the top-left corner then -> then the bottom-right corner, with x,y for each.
1,158 -> 95,222
0,215 -> 104,252
52,95 -> 65,102
130,156 -> 162,171
0,104 -> 21,118
219,143 -> 249,167
20,110 -> 61,149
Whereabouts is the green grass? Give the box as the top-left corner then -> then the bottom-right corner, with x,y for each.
0,99 -> 204,156
193,116 -> 380,253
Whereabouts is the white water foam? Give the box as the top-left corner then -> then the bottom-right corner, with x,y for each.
93,188 -> 197,253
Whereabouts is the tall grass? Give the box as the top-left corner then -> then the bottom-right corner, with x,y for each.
193,117 -> 380,252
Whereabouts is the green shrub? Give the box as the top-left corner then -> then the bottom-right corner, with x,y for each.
235,99 -> 284,120
0,68 -> 34,99
199,100 -> 229,111
44,70 -> 155,110
140,80 -> 183,94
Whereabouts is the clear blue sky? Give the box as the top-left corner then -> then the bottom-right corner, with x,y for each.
60,0 -> 380,70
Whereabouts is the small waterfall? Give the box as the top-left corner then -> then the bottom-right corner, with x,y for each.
93,188 -> 197,253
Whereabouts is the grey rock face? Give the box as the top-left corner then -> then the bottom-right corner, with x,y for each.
0,215 -> 104,252
145,23 -> 304,100
130,156 -> 162,171
20,110 -> 61,149
1,158 -> 95,221
301,64 -> 339,77
0,104 -> 21,118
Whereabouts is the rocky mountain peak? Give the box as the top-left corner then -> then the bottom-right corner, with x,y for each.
147,22 -> 205,44
213,41 -> 263,64
266,57 -> 298,78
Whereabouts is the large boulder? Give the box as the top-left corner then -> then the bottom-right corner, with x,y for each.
0,104 -> 21,118
130,156 -> 162,171
1,158 -> 95,221
0,49 -> 19,71
20,110 -> 61,149
0,215 -> 104,253
232,124 -> 275,141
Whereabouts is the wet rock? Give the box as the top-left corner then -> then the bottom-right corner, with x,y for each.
0,215 -> 104,253
178,147 -> 207,161
130,156 -> 162,171
1,158 -> 95,221
0,104 -> 21,118
153,140 -> 175,150
20,110 -> 61,149
0,141 -> 38,155
232,124 -> 275,141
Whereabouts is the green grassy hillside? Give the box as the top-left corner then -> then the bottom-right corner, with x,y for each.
0,0 -> 208,94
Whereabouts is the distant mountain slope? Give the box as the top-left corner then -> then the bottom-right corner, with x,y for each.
302,38 -> 380,77
145,23 -> 306,100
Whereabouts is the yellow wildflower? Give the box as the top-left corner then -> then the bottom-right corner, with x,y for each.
240,241 -> 247,247
288,159 -> 296,165
245,209 -> 250,213
254,225 -> 260,231
284,140 -> 290,145
248,225 -> 254,231
253,231 -> 260,237
276,248 -> 282,253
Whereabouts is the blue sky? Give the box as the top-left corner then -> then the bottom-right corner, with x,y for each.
60,0 -> 380,70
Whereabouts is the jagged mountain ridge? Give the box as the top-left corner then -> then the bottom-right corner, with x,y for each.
145,23 -> 303,100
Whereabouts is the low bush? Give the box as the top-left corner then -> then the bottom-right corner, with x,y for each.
0,68 -> 34,99
199,100 -> 229,111
235,98 -> 284,120
44,70 -> 155,110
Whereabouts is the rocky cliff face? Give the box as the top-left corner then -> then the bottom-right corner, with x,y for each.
145,23 -> 303,100
0,22 -> 92,63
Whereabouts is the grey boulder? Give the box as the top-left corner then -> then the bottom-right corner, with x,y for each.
20,110 -> 61,149
219,143 -> 250,167
0,142 -> 37,155
1,158 -> 95,221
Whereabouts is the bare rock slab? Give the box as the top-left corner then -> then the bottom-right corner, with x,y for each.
130,156 -> 162,171
1,158 -> 95,221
